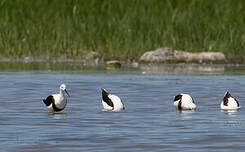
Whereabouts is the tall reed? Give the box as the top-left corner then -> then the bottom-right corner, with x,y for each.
0,0 -> 244,60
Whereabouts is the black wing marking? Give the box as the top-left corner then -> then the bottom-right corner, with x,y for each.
43,95 -> 63,112
191,96 -> 195,103
174,94 -> 182,102
223,92 -> 231,106
101,88 -> 114,108
178,97 -> 182,110
43,95 -> 54,106
235,98 -> 240,107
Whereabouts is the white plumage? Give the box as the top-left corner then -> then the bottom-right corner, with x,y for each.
43,84 -> 70,113
173,93 -> 196,110
220,92 -> 240,110
101,88 -> 125,112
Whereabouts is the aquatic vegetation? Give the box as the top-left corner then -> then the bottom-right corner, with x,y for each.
0,0 -> 244,60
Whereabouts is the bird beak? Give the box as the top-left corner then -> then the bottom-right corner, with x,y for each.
65,89 -> 70,97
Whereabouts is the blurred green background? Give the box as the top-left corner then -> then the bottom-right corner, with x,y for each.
0,0 -> 244,61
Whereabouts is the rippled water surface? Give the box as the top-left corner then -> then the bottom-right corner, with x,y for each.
1,65 -> 245,152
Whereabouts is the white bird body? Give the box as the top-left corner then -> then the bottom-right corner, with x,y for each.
101,88 -> 125,112
48,93 -> 67,112
43,84 -> 70,113
102,100 -> 114,111
220,92 -> 240,110
173,93 -> 196,110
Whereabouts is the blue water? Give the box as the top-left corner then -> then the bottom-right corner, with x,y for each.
1,69 -> 245,152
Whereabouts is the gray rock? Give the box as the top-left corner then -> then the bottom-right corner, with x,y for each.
139,47 -> 226,63
106,60 -> 121,69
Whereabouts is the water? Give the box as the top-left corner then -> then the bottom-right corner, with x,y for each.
1,65 -> 245,152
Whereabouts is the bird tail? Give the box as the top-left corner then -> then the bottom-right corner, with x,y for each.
43,99 -> 50,106
43,96 -> 53,106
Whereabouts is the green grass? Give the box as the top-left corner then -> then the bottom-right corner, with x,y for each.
0,0 -> 245,61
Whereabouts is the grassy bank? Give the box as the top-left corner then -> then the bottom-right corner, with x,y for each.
0,0 -> 245,61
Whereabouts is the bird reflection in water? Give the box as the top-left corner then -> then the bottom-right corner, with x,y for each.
178,110 -> 196,120
221,109 -> 238,116
48,112 -> 67,119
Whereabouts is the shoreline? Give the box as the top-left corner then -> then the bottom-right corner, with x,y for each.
1,58 -> 245,74
0,57 -> 245,66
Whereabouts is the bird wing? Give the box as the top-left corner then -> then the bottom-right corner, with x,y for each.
43,95 -> 54,106
174,94 -> 182,102
223,92 -> 230,106
102,88 -> 114,108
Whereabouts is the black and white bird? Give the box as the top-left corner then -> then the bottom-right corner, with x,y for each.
173,93 -> 196,110
43,84 -> 70,113
101,88 -> 125,111
220,92 -> 240,110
